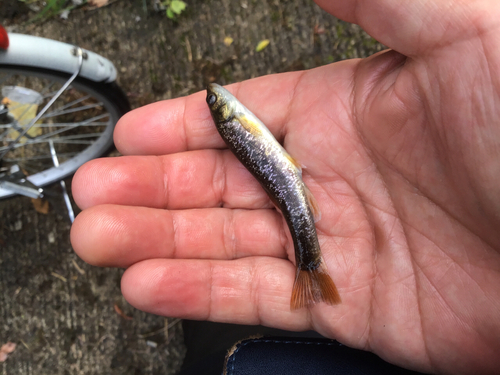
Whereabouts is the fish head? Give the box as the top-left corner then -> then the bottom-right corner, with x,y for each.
206,83 -> 236,124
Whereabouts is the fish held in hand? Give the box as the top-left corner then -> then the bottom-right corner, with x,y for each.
206,83 -> 341,309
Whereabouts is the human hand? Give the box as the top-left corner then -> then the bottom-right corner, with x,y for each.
70,0 -> 500,373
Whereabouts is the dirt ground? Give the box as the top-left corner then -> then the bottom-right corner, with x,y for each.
0,1 -> 383,374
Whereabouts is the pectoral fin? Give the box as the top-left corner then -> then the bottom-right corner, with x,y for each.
235,113 -> 263,137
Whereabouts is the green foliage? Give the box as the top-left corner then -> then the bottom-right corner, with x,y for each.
17,0 -> 87,23
161,0 -> 187,20
37,0 -> 68,19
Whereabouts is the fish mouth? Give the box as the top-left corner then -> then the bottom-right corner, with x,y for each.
206,83 -> 222,95
207,83 -> 220,91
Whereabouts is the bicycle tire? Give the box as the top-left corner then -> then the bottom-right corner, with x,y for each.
0,65 -> 130,199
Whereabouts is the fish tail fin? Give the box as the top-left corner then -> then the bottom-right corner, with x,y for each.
290,263 -> 341,310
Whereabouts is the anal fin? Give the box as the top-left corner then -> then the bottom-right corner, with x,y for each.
284,152 -> 303,174
303,184 -> 321,222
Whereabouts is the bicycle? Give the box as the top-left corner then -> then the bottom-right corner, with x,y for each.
0,24 -> 130,221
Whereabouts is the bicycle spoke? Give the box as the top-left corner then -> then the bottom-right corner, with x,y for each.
0,113 -> 109,152
42,93 -> 92,115
0,136 -> 104,153
28,113 -> 109,142
4,151 -> 81,163
1,132 -> 102,146
41,102 -> 104,118
0,121 -> 108,129
24,133 -> 103,145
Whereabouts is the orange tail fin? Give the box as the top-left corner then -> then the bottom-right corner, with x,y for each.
290,263 -> 341,310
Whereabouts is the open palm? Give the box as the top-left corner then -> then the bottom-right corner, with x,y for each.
71,0 -> 500,373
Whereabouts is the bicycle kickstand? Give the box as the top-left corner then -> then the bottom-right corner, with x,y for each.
0,165 -> 44,199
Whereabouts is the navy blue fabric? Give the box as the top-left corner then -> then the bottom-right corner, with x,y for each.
224,336 -> 424,375
178,321 -> 425,375
179,321 -> 324,375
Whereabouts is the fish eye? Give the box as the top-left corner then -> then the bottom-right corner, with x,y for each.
207,94 -> 217,106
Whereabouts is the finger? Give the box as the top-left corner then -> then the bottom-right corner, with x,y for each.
72,150 -> 269,210
71,205 -> 289,268
120,257 -> 313,331
113,70 -> 305,156
315,0 -> 497,57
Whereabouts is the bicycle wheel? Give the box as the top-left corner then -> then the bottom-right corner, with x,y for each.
0,65 -> 130,199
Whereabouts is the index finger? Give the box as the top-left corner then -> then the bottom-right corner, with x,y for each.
113,71 -> 303,156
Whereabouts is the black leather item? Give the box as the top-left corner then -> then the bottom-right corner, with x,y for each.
224,336 -> 424,375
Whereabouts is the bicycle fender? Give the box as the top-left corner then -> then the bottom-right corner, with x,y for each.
0,33 -> 117,83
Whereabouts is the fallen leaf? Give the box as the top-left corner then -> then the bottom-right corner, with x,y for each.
170,0 -> 187,14
31,198 -> 49,214
314,24 -> 325,35
224,37 -> 233,46
1,343 -> 15,354
255,39 -> 270,52
89,0 -> 109,7
114,304 -> 133,320
51,272 -> 67,282
72,259 -> 86,275
0,342 -> 16,363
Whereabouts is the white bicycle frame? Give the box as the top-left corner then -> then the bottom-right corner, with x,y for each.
0,33 -> 117,83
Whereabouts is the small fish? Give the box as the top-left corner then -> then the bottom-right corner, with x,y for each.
206,83 -> 341,309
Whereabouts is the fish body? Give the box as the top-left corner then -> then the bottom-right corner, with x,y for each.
206,83 -> 341,309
